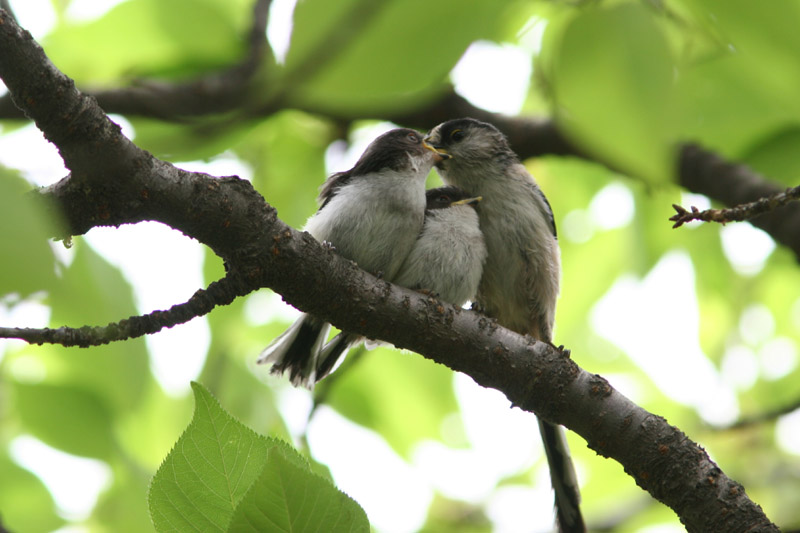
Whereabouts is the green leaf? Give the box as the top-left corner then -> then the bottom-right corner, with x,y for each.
149,382 -> 270,532
227,444 -> 369,532
550,4 -> 675,182
149,382 -> 369,532
44,0 -> 247,83
12,382 -> 116,459
283,0 -> 517,113
674,0 -> 800,156
0,170 -> 60,299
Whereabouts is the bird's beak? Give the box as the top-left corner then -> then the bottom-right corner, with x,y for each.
423,140 -> 450,161
452,196 -> 482,207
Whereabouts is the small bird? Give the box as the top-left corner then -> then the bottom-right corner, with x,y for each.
393,186 -> 487,305
319,185 -> 488,363
425,118 -> 585,533
258,128 -> 447,387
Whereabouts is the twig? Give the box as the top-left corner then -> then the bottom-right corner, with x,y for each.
670,185 -> 800,228
0,275 -> 250,347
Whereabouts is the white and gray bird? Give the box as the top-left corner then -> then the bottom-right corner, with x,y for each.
258,128 -> 447,387
393,186 -> 486,305
320,185 -> 487,367
425,118 -> 585,533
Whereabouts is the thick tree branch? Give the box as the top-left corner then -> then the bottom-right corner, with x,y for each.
0,8 -> 780,533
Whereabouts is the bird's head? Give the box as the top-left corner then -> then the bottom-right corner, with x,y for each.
424,118 -> 515,171
350,128 -> 449,177
425,186 -> 482,212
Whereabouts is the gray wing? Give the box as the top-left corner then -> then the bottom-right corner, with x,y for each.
535,187 -> 557,240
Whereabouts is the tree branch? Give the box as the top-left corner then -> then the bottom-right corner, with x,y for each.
0,8 -> 780,532
677,144 -> 800,259
669,183 -> 800,228
0,274 -> 250,346
719,396 -> 800,431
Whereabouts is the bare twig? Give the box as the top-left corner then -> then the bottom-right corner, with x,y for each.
677,143 -> 800,260
670,185 -> 800,228
0,274 -> 250,346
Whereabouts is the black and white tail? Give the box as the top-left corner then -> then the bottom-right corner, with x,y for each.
257,314 -> 330,388
538,419 -> 585,533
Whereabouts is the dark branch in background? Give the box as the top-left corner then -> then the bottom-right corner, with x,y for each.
0,0 -> 273,121
670,183 -> 800,228
0,8 -> 781,533
720,396 -> 800,431
0,275 -> 250,346
4,24 -> 798,261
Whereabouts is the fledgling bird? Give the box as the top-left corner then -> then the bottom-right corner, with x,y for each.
319,185 -> 487,370
393,186 -> 486,304
258,128 -> 447,387
425,118 -> 585,533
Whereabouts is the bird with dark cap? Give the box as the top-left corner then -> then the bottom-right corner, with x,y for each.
425,118 -> 585,533
259,128 -> 448,387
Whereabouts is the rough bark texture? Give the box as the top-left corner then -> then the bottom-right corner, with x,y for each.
0,7 -> 782,533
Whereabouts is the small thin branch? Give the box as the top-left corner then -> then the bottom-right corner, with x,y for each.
678,143 -> 800,260
0,274 -> 251,347
670,185 -> 800,228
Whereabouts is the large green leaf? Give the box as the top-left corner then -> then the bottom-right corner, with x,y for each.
149,382 -> 367,532
675,0 -> 800,156
550,3 -> 676,183
227,444 -> 369,532
0,171 -> 60,299
282,0 -> 518,113
149,382 -> 271,532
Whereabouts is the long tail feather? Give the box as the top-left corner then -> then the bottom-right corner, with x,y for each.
258,314 -> 330,388
317,332 -> 362,380
538,419 -> 585,533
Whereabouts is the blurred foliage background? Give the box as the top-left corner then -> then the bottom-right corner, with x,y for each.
2,0 -> 800,531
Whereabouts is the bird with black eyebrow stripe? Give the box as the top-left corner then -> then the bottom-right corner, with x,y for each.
258,128 -> 447,387
425,118 -> 585,533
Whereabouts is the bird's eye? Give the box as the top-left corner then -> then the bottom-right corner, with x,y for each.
450,129 -> 464,142
438,195 -> 450,203
407,132 -> 419,142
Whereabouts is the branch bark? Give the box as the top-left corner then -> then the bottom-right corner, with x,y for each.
0,8 -> 780,533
